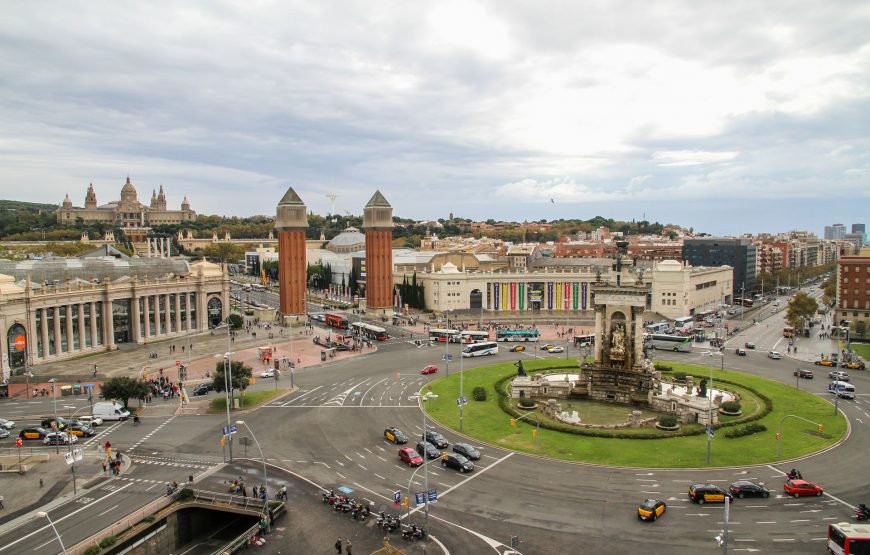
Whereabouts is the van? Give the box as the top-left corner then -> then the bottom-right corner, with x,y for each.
828,381 -> 855,400
92,401 -> 131,421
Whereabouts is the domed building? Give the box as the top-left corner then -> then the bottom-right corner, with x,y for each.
326,226 -> 366,254
56,177 -> 197,227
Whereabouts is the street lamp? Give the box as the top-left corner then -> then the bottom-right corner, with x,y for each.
216,317 -> 234,461
36,512 -> 67,555
49,378 -> 59,454
236,420 -> 268,492
444,309 -> 450,377
417,391 -> 438,534
702,351 -> 723,465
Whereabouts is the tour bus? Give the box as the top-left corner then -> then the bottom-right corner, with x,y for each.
495,329 -> 541,342
828,381 -> 856,399
451,331 -> 490,344
646,322 -> 669,334
647,334 -> 692,352
324,312 -> 349,330
783,326 -> 795,338
828,522 -> 870,555
252,284 -> 266,292
573,334 -> 595,348
673,316 -> 694,331
350,321 -> 389,341
242,283 -> 252,292
429,328 -> 458,343
734,297 -> 754,308
462,341 -> 499,357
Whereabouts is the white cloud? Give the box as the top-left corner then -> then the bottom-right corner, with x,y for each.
653,150 -> 741,167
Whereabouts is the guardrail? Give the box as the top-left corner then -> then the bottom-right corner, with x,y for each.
191,489 -> 270,514
210,521 -> 261,555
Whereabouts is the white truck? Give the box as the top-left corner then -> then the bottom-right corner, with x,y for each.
92,401 -> 131,421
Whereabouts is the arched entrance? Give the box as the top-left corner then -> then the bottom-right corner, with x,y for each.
207,297 -> 224,329
6,323 -> 27,370
469,289 -> 482,310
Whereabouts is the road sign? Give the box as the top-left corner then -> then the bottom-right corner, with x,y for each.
441,354 -> 453,362
73,448 -> 83,462
222,424 -> 239,437
393,490 -> 401,506
427,489 -> 437,504
414,492 -> 426,507
707,425 -> 714,438
457,396 -> 468,406
15,437 -> 22,448
64,452 -> 74,465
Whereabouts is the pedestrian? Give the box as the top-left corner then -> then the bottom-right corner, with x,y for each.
334,537 -> 342,553
252,485 -> 259,498
93,364 -> 98,377
40,478 -> 44,488
346,540 -> 352,555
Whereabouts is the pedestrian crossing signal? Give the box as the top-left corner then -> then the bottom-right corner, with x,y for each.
817,423 -> 823,433
510,419 -> 517,427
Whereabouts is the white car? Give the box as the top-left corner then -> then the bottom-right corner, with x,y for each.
767,351 -> 782,360
547,345 -> 565,353
77,416 -> 103,427
829,370 -> 850,382
260,369 -> 276,378
0,418 -> 15,429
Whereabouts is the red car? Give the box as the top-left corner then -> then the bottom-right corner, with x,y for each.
783,479 -> 823,498
398,447 -> 423,467
420,365 -> 438,375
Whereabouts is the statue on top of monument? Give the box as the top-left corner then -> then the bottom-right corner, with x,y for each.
610,322 -> 627,359
515,359 -> 527,377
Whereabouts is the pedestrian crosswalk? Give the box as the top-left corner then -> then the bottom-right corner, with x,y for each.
129,455 -> 214,470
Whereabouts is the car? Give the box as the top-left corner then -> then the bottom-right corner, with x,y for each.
19,427 -> 48,440
452,442 -> 481,460
416,441 -> 441,460
744,342 -> 755,349
65,423 -> 96,437
637,498 -> 667,521
842,361 -> 865,369
815,359 -> 835,366
540,344 -> 555,351
0,429 -> 9,439
420,365 -> 438,375
0,418 -> 15,430
767,351 -> 782,360
729,480 -> 770,499
727,309 -> 737,315
688,484 -> 732,504
547,345 -> 564,353
735,348 -> 747,356
44,432 -> 77,445
384,427 -> 407,444
509,345 -> 526,352
77,416 -> 103,427
441,452 -> 474,473
193,383 -> 214,396
793,368 -> 814,379
423,429 -> 449,449
784,479 -> 823,498
398,447 -> 423,467
829,370 -> 849,381
41,417 -> 68,431
260,369 -> 276,378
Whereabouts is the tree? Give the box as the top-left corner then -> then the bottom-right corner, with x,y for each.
855,320 -> 866,340
785,293 -> 818,331
100,377 -> 150,409
822,276 -> 837,307
212,359 -> 253,394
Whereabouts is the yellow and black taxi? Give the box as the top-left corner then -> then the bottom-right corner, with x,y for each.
384,426 -> 408,445
509,345 -> 526,352
814,358 -> 835,366
688,484 -> 732,504
66,423 -> 97,437
19,426 -> 49,440
637,498 -> 666,521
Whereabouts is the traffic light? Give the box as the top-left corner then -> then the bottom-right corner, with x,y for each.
775,432 -> 781,440
818,423 -> 823,433
531,429 -> 538,438
510,419 -> 517,427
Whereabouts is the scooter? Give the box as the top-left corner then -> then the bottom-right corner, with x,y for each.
402,524 -> 425,541
856,505 -> 870,521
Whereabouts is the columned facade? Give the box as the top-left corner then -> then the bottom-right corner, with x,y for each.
362,190 -> 394,313
275,187 -> 308,322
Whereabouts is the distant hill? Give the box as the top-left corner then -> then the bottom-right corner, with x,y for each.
0,199 -> 59,212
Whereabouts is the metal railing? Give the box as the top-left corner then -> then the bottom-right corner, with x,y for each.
191,489 -> 270,514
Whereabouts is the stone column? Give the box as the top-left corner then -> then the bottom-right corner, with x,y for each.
103,299 -> 116,350
77,303 -> 86,352
594,307 -> 604,363
65,305 -> 75,354
185,292 -> 192,332
154,295 -> 162,336
52,305 -> 62,357
130,295 -> 141,344
89,302 -> 98,346
40,308 -> 49,359
143,296 -> 152,339
362,190 -> 394,311
174,293 -> 182,333
163,294 -> 172,335
633,307 -> 644,369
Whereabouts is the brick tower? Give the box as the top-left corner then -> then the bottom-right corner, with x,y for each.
362,190 -> 394,314
276,187 -> 308,322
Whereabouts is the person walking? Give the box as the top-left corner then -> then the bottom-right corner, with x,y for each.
334,537 -> 342,553
346,540 -> 352,555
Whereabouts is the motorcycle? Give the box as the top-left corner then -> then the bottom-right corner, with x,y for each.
856,505 -> 870,521
787,469 -> 803,480
402,524 -> 426,541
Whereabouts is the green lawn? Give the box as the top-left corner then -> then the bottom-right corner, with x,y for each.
851,343 -> 870,360
423,360 -> 846,468
209,388 -> 287,412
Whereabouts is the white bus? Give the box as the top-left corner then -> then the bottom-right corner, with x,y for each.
646,322 -> 669,334
429,328 -> 458,343
462,341 -> 499,357
451,331 -> 490,344
647,334 -> 692,353
573,334 -> 595,347
350,321 -> 389,341
828,381 -> 855,399
673,316 -> 694,330
252,284 -> 266,292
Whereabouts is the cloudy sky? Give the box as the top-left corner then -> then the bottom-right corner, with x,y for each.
1,1 -> 868,236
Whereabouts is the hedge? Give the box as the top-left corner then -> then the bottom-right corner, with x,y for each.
724,423 -> 767,438
472,386 -> 487,402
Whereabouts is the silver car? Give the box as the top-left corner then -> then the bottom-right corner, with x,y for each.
0,418 -> 15,430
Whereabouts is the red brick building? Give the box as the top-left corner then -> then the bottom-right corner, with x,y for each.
837,247 -> 870,336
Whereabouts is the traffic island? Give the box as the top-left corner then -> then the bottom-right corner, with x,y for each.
423,359 -> 847,468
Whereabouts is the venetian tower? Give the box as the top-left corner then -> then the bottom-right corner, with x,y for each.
276,187 -> 308,322
361,190 -> 394,313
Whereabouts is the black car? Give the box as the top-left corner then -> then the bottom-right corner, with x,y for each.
688,484 -> 732,504
193,383 -> 214,396
423,430 -> 448,449
384,427 -> 408,444
19,426 -> 49,440
735,348 -> 747,356
793,368 -> 814,379
441,452 -> 474,473
452,443 -> 481,461
729,480 -> 770,499
416,441 -> 441,460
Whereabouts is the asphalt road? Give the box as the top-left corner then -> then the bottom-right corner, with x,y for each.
1,290 -> 865,554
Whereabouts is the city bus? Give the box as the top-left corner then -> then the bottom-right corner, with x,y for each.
324,312 -> 349,330
462,341 -> 499,357
350,321 -> 388,341
451,331 -> 490,344
646,322 -> 669,334
828,522 -> 870,555
429,328 -> 458,343
573,334 -> 595,348
252,284 -> 266,292
673,316 -> 694,330
647,334 -> 692,352
495,329 -> 541,342
783,326 -> 795,338
734,297 -> 754,308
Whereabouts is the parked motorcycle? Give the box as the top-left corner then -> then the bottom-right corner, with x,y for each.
856,504 -> 870,521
